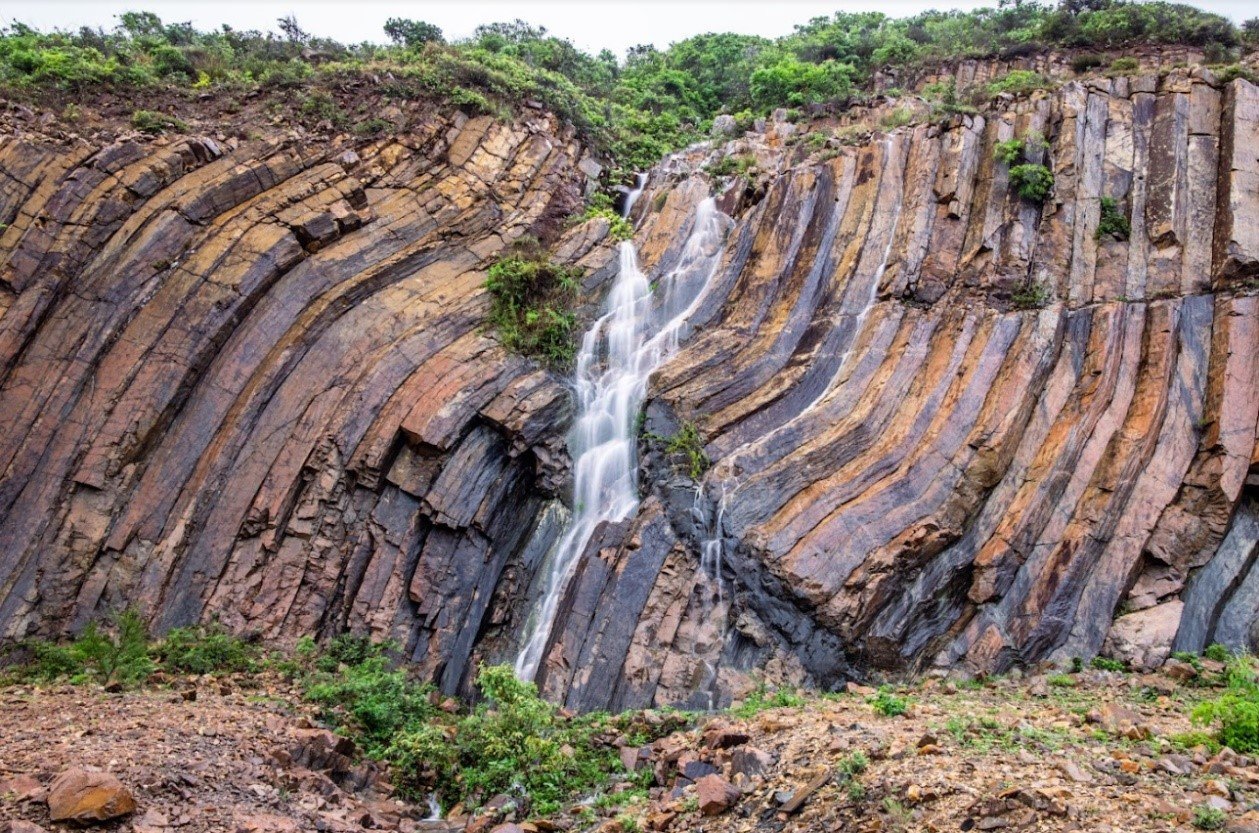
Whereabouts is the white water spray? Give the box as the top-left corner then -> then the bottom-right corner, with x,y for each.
514,181 -> 728,681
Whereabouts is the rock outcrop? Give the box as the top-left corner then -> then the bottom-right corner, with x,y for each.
0,106 -> 615,697
1,61 -> 1257,710
533,66 -> 1259,708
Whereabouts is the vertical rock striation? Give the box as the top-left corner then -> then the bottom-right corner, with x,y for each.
1,62 -> 1257,711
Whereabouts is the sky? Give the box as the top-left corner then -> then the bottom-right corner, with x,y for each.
6,0 -> 1254,57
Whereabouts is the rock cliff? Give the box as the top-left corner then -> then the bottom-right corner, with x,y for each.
1,60 -> 1257,710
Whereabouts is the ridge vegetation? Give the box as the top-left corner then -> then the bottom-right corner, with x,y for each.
1,3 -> 1254,169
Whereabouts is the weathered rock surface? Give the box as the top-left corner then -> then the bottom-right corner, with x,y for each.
530,67 -> 1259,707
46,767 -> 136,823
1,64 -> 1257,710
0,106 -> 613,698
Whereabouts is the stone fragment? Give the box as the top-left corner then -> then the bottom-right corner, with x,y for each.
46,768 -> 136,823
694,774 -> 740,815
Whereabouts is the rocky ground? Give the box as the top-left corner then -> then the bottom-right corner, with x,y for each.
0,674 -> 438,833
3,661 -> 1258,833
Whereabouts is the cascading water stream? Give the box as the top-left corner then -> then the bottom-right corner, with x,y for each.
514,180 -> 728,681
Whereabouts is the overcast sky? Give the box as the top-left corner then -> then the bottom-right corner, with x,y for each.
6,1 -> 1254,57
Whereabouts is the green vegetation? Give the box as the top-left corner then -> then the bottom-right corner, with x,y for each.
130,108 -> 187,133
1193,804 -> 1228,830
1009,163 -> 1055,202
578,192 -> 634,241
1,3 -> 1249,171
1,610 -> 264,686
157,622 -> 258,674
1090,655 -> 1126,672
705,153 -> 757,179
1205,643 -> 1231,663
1071,52 -> 1105,72
389,665 -> 646,814
484,242 -> 584,368
1012,281 -> 1052,309
869,686 -> 909,717
1047,673 -> 1077,687
986,69 -> 1049,96
994,138 -> 1026,165
729,682 -> 806,718
1191,654 -> 1259,753
1109,56 -> 1140,73
1096,196 -> 1131,241
663,421 -> 710,480
14,610 -> 153,687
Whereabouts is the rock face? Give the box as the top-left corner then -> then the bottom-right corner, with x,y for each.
1,64 -> 1258,710
529,67 -> 1259,708
0,107 -> 610,697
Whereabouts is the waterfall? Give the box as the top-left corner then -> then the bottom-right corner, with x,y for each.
514,181 -> 728,681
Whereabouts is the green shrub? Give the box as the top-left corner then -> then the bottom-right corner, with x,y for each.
729,682 -> 805,718
388,664 -> 628,814
131,109 -> 187,134
304,648 -> 437,758
994,138 -> 1025,165
987,70 -> 1048,97
869,687 -> 909,717
1193,805 -> 1227,830
157,623 -> 257,674
1205,643 -> 1232,663
1009,163 -> 1054,202
1012,282 -> 1051,309
353,117 -> 393,136
11,610 -> 155,687
1090,655 -> 1126,672
663,422 -> 709,480
578,197 -> 634,242
705,153 -> 756,179
485,245 -> 583,368
1047,673 -> 1076,687
1096,197 -> 1131,241
880,107 -> 913,130
838,750 -> 868,776
1109,56 -> 1140,74
1191,654 -> 1259,752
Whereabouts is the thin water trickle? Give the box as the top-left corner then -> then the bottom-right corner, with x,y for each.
514,180 -> 728,681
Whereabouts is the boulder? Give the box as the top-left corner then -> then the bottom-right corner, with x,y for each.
710,115 -> 738,137
1102,601 -> 1184,670
694,774 -> 740,815
46,767 -> 136,823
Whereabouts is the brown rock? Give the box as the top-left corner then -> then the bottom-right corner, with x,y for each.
46,767 -> 137,823
6,822 -> 51,833
0,774 -> 44,802
694,774 -> 740,815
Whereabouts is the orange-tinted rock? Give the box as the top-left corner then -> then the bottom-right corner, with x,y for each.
46,767 -> 137,823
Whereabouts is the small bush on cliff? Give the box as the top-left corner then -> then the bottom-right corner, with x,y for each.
986,70 -> 1048,97
578,193 -> 633,242
994,138 -> 1026,166
1109,56 -> 1140,74
1096,196 -> 1131,241
1009,163 -> 1054,202
485,245 -> 583,369
1012,281 -> 1051,309
1071,53 -> 1106,73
